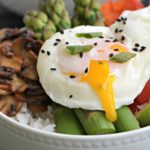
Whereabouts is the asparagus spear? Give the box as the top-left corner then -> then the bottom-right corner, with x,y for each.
72,0 -> 104,26
53,104 -> 84,135
74,109 -> 116,135
23,10 -> 56,40
39,0 -> 71,30
136,103 -> 150,127
114,106 -> 140,132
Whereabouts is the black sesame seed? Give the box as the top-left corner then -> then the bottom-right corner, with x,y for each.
60,30 -> 64,34
10,105 -> 16,112
113,49 -> 119,51
132,48 -> 138,52
121,36 -> 125,41
47,51 -> 50,56
79,52 -> 83,58
50,68 -> 56,71
98,61 -> 103,64
141,46 -> 146,49
105,40 -> 111,42
115,28 -> 118,33
121,17 -> 124,20
99,36 -> 104,38
66,42 -> 69,45
69,75 -> 76,79
113,39 -> 118,42
84,67 -> 88,73
119,29 -> 123,32
123,21 -> 126,25
41,49 -> 45,53
69,95 -> 73,98
135,43 -> 140,47
140,46 -> 146,52
56,39 -> 61,42
116,18 -> 121,22
124,18 -> 127,21
94,42 -> 97,46
109,53 -> 114,57
54,43 -> 58,46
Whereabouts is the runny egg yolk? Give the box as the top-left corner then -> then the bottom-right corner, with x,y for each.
63,42 -> 129,121
81,60 -> 117,122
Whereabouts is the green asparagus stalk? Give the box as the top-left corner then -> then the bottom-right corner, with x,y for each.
114,106 -> 140,132
72,0 -> 104,26
53,104 -> 84,135
39,0 -> 71,30
72,15 -> 82,26
74,109 -> 116,135
23,10 -> 57,40
136,103 -> 150,127
74,0 -> 91,7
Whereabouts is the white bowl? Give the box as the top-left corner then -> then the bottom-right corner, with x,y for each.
1,112 -> 150,150
0,0 -> 150,150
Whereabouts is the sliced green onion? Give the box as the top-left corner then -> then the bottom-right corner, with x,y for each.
65,45 -> 93,55
110,52 -> 136,63
76,32 -> 102,38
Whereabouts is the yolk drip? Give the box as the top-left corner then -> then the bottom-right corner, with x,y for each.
81,60 -> 117,122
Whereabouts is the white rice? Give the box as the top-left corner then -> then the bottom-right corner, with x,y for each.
11,104 -> 56,132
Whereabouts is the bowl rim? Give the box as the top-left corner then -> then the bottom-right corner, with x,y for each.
1,112 -> 150,140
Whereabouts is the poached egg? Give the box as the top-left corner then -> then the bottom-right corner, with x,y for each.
37,7 -> 150,122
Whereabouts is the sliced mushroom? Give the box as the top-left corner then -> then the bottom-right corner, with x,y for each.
27,82 -> 43,90
0,28 -> 34,42
18,28 -> 34,38
26,94 -> 49,102
21,67 -> 38,81
1,45 -> 14,57
0,77 -> 12,85
0,29 -> 50,116
0,95 -> 23,116
0,89 -> 11,96
15,93 -> 25,102
23,50 -> 37,67
0,28 -> 16,42
0,40 -> 12,49
15,93 -> 50,105
25,87 -> 45,96
11,37 -> 27,56
0,66 -> 15,78
0,54 -> 22,72
24,39 -> 42,55
11,38 -> 37,67
33,94 -> 48,100
0,84 -> 10,91
11,74 -> 28,93
27,104 -> 48,113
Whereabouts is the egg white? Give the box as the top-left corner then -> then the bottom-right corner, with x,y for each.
37,7 -> 150,110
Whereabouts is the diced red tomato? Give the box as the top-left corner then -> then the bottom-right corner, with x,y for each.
129,100 -> 139,113
135,79 -> 150,105
129,79 -> 150,113
100,0 -> 144,26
